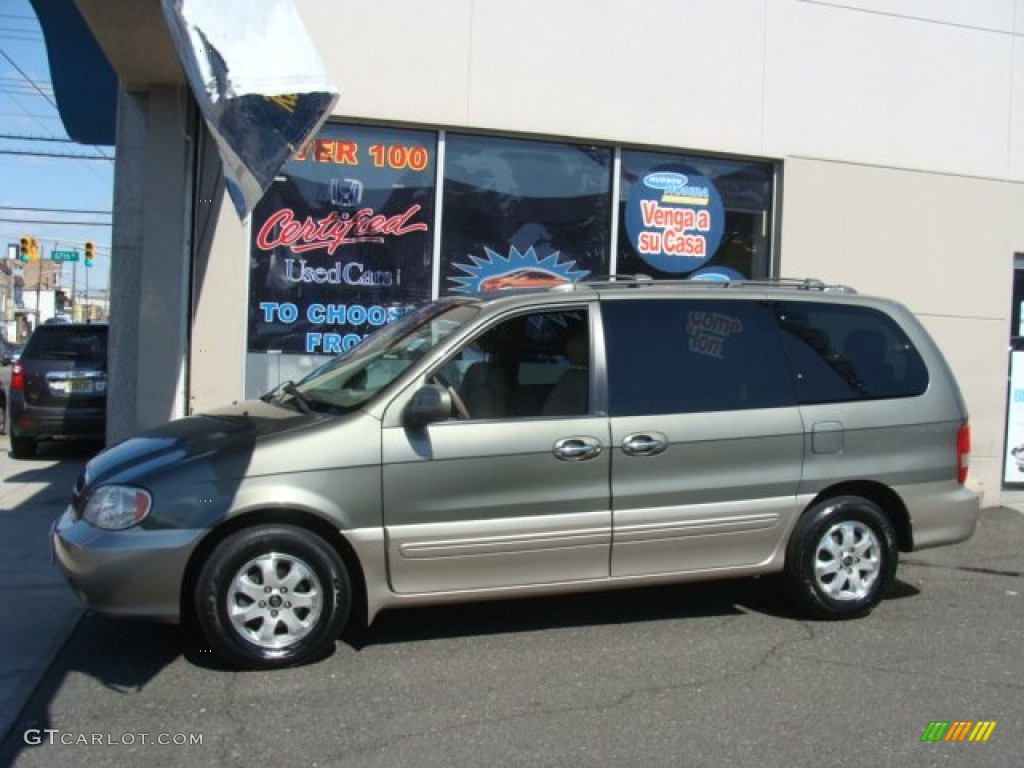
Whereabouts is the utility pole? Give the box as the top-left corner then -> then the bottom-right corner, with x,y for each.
34,244 -> 43,328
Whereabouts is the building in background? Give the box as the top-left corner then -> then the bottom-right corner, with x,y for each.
36,1 -> 1024,505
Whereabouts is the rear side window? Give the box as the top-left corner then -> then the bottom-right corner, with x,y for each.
775,302 -> 927,403
603,299 -> 795,416
24,327 -> 108,363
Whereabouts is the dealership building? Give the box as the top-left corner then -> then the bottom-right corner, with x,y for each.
40,1 -> 1024,505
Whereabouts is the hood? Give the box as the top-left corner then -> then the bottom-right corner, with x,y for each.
82,399 -> 320,488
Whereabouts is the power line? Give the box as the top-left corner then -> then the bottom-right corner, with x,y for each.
0,205 -> 111,215
0,217 -> 112,226
0,148 -> 113,160
0,44 -> 114,169
0,132 -> 75,143
0,47 -> 55,106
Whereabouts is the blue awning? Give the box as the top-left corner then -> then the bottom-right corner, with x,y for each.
30,0 -> 117,146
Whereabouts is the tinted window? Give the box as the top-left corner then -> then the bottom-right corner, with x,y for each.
603,300 -> 794,416
24,326 -> 108,363
775,302 -> 928,403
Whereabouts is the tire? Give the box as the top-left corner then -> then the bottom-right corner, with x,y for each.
784,495 -> 898,619
10,435 -> 35,459
194,525 -> 351,669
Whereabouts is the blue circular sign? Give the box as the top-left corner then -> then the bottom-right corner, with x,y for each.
625,164 -> 725,274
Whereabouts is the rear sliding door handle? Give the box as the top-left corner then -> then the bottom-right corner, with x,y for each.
621,432 -> 669,456
553,437 -> 603,461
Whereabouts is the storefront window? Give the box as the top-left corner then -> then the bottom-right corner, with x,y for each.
244,123 -> 777,397
248,124 -> 436,358
440,134 -> 613,294
618,150 -> 774,281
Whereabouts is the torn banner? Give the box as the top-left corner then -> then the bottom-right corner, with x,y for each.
161,0 -> 339,219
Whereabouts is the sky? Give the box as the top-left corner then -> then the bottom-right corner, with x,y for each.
0,0 -> 112,293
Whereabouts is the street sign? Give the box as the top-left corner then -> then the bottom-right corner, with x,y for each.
50,250 -> 80,262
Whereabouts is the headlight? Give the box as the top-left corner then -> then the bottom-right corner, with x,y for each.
82,485 -> 152,530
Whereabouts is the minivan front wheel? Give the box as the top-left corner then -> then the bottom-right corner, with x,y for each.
194,525 -> 351,669
785,496 -> 898,619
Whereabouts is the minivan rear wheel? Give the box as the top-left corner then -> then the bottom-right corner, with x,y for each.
784,496 -> 898,619
194,525 -> 351,669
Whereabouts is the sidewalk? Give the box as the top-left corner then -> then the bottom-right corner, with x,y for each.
0,432 -> 87,744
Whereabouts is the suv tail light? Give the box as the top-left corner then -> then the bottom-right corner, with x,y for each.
956,422 -> 970,485
10,360 -> 24,392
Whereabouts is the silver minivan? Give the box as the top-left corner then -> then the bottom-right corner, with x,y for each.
52,279 -> 980,668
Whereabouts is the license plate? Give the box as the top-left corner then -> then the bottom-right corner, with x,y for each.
66,379 -> 94,394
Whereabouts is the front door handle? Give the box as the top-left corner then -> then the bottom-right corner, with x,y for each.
621,432 -> 669,457
553,437 -> 602,461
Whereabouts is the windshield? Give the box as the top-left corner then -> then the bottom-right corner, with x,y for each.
266,300 -> 480,414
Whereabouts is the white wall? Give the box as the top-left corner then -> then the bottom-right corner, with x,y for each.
302,0 -> 1024,182
107,87 -> 192,444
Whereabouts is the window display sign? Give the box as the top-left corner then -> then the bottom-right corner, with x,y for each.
1004,350 -> 1024,483
617,151 -> 774,281
624,164 -> 725,274
248,124 -> 435,355
440,134 -> 612,294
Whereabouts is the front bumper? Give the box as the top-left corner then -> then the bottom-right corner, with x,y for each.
51,507 -> 205,623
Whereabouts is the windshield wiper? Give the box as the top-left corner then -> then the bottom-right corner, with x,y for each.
260,380 -> 313,414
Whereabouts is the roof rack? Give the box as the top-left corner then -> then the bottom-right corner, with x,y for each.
574,275 -> 857,294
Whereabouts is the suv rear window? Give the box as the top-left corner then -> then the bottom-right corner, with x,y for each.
24,326 -> 108,363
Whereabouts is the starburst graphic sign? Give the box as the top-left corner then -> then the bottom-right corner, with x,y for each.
449,246 -> 589,294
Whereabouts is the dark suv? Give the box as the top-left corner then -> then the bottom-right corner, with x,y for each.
9,323 -> 108,458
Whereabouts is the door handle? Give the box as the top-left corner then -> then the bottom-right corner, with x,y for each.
621,432 -> 668,456
553,437 -> 602,461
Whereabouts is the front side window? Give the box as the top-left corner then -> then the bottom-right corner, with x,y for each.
603,299 -> 794,416
267,301 -> 479,414
775,302 -> 929,403
434,308 -> 591,420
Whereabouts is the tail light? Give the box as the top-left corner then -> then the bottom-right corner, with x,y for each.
10,361 -> 24,392
956,422 -> 970,485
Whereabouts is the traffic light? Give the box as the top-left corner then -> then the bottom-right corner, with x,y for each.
28,237 -> 39,262
84,240 -> 94,267
19,236 -> 29,262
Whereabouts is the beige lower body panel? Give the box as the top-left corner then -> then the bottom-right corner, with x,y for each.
384,512 -> 611,594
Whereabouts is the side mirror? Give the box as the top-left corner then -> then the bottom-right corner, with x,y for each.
403,384 -> 453,427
